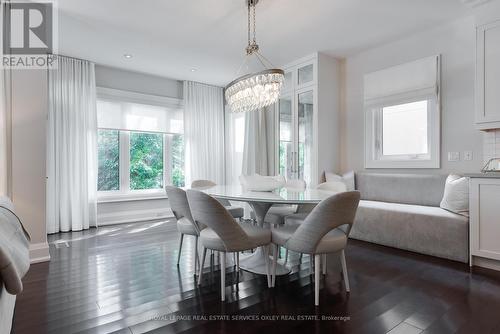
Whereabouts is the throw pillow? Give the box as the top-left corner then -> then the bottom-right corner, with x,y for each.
325,171 -> 355,191
440,175 -> 469,217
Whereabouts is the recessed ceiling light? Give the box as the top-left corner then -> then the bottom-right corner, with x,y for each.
190,68 -> 197,72
124,54 -> 133,59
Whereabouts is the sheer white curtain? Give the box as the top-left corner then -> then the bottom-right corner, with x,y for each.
0,69 -> 9,197
225,109 -> 245,185
46,56 -> 98,233
242,106 -> 276,176
184,81 -> 225,185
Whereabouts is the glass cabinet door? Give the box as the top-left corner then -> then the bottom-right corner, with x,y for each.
276,61 -> 316,184
298,64 -> 314,86
297,90 -> 314,185
282,71 -> 293,93
278,96 -> 294,180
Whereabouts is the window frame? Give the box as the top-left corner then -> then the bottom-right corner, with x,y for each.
365,93 -> 440,169
96,88 -> 184,202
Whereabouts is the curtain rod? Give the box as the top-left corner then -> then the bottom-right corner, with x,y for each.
50,53 -> 95,64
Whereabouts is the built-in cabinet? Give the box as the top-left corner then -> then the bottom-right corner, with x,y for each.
276,53 -> 340,186
469,177 -> 500,271
475,20 -> 500,130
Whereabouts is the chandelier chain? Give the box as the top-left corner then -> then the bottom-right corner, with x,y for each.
246,0 -> 259,55
247,1 -> 251,47
252,3 -> 256,44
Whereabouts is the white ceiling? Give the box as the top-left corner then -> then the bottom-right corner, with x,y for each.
57,0 -> 475,86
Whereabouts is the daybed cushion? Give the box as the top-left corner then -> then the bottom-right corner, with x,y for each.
350,200 -> 469,263
355,173 -> 448,207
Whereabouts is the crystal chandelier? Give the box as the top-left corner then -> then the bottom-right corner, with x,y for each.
225,0 -> 284,113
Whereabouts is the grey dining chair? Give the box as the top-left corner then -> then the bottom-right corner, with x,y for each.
284,181 -> 348,225
165,186 -> 202,274
191,179 -> 245,220
270,191 -> 360,305
251,179 -> 308,227
282,180 -> 349,264
186,189 -> 272,301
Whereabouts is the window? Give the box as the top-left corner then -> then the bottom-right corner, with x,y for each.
379,100 -> 430,159
96,88 -> 184,200
364,55 -> 440,168
97,130 -> 120,191
129,132 -> 164,190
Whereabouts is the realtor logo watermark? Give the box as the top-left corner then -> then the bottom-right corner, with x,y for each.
1,0 -> 57,69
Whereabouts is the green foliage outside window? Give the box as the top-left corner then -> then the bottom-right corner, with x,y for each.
130,132 -> 164,190
98,130 -> 185,192
98,130 -> 120,191
170,134 -> 185,187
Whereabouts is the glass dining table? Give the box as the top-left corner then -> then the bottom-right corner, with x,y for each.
196,185 -> 337,276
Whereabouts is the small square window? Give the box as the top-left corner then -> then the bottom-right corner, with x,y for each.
381,100 -> 428,157
365,97 -> 440,169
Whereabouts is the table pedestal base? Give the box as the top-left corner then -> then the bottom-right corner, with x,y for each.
238,201 -> 291,276
238,248 -> 291,276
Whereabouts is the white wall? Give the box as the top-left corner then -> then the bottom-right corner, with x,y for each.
341,15 -> 484,175
95,65 -> 183,225
11,69 -> 49,263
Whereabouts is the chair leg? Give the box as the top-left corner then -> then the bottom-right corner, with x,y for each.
309,254 -> 313,275
194,236 -> 199,275
315,254 -> 321,306
272,244 -> 278,287
198,247 -> 207,285
177,234 -> 184,266
340,250 -> 350,292
264,245 -> 271,288
220,252 -> 226,301
299,253 -> 303,264
236,252 -> 240,272
322,254 -> 327,275
284,248 -> 289,266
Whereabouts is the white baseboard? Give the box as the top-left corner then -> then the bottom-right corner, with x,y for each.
29,242 -> 50,263
98,208 -> 174,226
472,256 -> 500,272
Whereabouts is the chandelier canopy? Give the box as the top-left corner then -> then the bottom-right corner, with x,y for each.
225,0 -> 284,113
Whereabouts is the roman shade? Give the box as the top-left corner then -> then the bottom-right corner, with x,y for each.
364,55 -> 440,107
97,99 -> 183,134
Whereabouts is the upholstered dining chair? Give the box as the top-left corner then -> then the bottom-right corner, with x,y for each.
250,178 -> 308,227
165,186 -> 202,274
186,189 -> 272,301
280,181 -> 348,265
191,179 -> 245,220
285,181 -> 348,226
270,191 -> 360,305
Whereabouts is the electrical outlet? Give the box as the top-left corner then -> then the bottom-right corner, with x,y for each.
463,151 -> 473,161
448,152 -> 460,162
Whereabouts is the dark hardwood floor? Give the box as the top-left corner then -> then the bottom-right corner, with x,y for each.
12,219 -> 500,334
